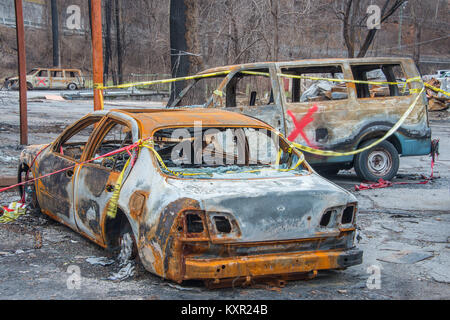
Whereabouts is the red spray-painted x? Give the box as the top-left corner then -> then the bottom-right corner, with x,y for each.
36,77 -> 47,86
287,105 -> 318,147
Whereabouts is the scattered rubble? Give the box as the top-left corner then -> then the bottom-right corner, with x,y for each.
426,78 -> 449,111
106,262 -> 136,282
86,256 -> 115,267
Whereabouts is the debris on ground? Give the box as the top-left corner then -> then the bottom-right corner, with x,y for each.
426,78 -> 449,111
377,251 -> 434,264
106,262 -> 136,281
0,202 -> 27,224
86,256 -> 115,267
0,223 -> 42,251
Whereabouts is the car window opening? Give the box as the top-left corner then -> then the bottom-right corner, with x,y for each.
281,65 -> 348,103
225,69 -> 274,108
91,122 -> 133,172
151,127 -> 307,179
351,64 -> 410,98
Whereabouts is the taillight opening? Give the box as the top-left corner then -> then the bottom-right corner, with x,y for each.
342,206 -> 355,224
214,216 -> 232,234
186,213 -> 204,233
320,210 -> 333,227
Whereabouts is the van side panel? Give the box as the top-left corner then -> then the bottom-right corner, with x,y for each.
277,59 -> 431,166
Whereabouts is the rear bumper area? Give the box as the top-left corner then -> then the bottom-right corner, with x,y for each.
183,248 -> 363,280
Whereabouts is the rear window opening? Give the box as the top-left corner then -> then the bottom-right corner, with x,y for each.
342,206 -> 354,224
186,214 -> 204,233
214,216 -> 232,234
151,126 -> 308,179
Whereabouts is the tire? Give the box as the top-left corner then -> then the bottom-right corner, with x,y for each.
68,83 -> 77,91
18,163 -> 40,212
354,139 -> 399,181
26,82 -> 33,90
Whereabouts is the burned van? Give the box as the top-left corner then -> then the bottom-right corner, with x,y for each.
169,58 -> 432,181
5,68 -> 85,90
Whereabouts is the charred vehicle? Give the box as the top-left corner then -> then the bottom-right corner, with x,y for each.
19,109 -> 362,286
168,57 -> 432,181
5,68 -> 85,90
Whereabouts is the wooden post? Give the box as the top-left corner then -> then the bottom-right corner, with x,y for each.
14,0 -> 28,145
91,0 -> 104,111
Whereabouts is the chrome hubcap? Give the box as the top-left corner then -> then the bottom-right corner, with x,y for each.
367,149 -> 392,177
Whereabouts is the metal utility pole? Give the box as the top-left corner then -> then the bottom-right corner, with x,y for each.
91,0 -> 104,111
50,0 -> 60,67
14,0 -> 28,145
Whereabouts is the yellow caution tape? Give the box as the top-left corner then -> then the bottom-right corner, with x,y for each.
106,157 -> 131,219
96,72 -> 231,91
424,83 -> 450,97
140,142 -> 206,177
0,202 -> 27,224
290,88 -> 426,157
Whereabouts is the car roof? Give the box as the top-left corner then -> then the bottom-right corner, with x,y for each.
112,108 -> 273,136
198,57 -> 414,75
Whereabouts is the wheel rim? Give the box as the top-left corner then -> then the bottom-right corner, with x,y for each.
367,148 -> 392,177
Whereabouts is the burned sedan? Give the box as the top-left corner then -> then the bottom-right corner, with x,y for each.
19,108 -> 362,286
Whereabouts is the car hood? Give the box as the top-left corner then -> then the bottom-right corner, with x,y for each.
166,173 -> 357,242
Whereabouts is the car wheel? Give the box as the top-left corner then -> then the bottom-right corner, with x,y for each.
68,83 -> 77,91
354,139 -> 399,181
18,163 -> 40,212
27,82 -> 33,90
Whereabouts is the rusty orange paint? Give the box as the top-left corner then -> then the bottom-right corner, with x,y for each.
129,191 -> 149,220
91,0 -> 104,111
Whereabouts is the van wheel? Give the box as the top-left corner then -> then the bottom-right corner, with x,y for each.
354,139 -> 399,182
68,83 -> 77,91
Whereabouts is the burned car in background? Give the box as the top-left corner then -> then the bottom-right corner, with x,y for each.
169,57 -> 432,181
5,68 -> 85,90
18,109 -> 362,286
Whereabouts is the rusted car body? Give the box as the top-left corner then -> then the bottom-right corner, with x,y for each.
5,68 -> 85,90
169,57 -> 432,181
19,109 -> 362,286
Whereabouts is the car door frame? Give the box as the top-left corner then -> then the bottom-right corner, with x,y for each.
275,61 -> 358,165
73,113 -> 140,246
35,114 -> 106,231
34,69 -> 50,89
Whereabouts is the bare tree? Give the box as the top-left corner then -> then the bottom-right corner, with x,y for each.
336,0 -> 406,58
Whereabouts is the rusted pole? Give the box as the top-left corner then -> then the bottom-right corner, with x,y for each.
14,0 -> 28,145
91,0 -> 104,111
